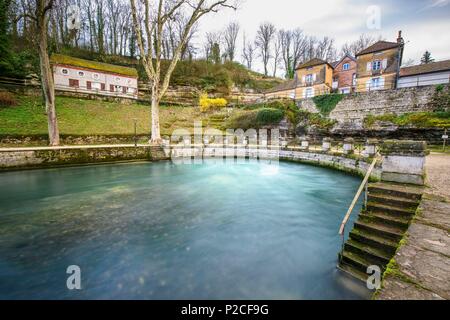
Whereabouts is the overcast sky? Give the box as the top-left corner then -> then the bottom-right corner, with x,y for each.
196,0 -> 450,76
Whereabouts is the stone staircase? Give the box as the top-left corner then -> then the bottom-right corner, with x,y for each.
338,182 -> 423,282
149,145 -> 170,161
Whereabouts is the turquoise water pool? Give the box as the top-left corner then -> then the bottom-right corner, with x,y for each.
0,160 -> 370,299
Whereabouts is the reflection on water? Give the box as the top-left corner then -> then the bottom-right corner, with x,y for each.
0,160 -> 371,300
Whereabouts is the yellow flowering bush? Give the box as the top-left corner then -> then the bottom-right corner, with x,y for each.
199,94 -> 227,112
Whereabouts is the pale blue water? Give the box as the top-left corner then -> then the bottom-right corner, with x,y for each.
0,160 -> 370,300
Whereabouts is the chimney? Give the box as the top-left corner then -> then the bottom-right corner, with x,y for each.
397,30 -> 404,44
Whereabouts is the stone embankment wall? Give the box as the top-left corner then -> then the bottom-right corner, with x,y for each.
298,85 -> 442,124
0,135 -> 151,147
0,145 -> 168,170
168,144 -> 382,179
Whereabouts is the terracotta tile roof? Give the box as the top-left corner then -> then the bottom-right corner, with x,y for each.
356,41 -> 400,56
265,79 -> 297,93
296,58 -> 332,70
400,60 -> 450,77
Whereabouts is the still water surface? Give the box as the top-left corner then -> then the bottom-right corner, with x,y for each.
0,160 -> 370,299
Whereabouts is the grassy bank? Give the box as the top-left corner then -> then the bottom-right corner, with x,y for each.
0,95 -> 246,137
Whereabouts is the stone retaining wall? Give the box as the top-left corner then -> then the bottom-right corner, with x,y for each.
0,135 -> 150,147
297,85 -> 444,126
0,145 -> 168,170
168,144 -> 382,179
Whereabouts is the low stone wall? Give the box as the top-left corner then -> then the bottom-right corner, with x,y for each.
0,134 -> 150,147
0,145 -> 168,170
167,144 -> 382,179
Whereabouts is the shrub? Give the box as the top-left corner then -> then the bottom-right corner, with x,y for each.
256,108 -> 285,125
225,108 -> 285,129
199,93 -> 227,112
364,112 -> 450,128
312,93 -> 344,115
0,91 -> 17,107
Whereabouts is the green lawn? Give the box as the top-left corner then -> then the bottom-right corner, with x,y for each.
0,95 -> 237,136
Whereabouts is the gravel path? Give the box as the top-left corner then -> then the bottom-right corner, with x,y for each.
426,153 -> 450,200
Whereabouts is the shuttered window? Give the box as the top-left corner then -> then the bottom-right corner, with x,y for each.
86,81 -> 92,90
69,79 -> 79,88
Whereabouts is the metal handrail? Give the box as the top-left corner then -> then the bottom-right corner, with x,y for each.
338,156 -> 379,236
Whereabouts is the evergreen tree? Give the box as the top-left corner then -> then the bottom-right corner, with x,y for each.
421,51 -> 434,64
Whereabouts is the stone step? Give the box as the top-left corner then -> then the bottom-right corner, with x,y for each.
339,250 -> 378,274
360,211 -> 411,230
349,229 -> 398,255
354,220 -> 404,242
367,193 -> 419,209
368,182 -> 423,201
366,202 -> 416,217
344,239 -> 392,267
338,261 -> 369,283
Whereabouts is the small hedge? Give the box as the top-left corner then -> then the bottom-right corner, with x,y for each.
312,94 -> 343,115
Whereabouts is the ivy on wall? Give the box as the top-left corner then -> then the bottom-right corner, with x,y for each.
312,94 -> 344,116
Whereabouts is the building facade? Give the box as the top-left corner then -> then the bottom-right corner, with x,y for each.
355,31 -> 404,93
294,58 -> 334,98
332,55 -> 357,94
398,59 -> 450,88
51,54 -> 139,99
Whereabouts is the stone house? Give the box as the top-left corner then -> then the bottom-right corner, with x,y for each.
294,58 -> 334,98
51,54 -> 139,99
331,54 -> 357,94
355,31 -> 404,92
398,59 -> 450,88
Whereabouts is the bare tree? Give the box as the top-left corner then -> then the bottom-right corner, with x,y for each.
315,36 -> 336,62
223,21 -> 239,61
26,0 -> 60,145
272,30 -> 282,77
340,33 -> 380,57
130,0 -> 237,144
241,32 -> 255,70
255,22 -> 275,76
204,30 -> 221,60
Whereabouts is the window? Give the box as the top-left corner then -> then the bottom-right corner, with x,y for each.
305,87 -> 314,98
61,68 -> 69,75
305,74 -> 313,83
69,79 -> 79,88
115,77 -> 121,83
343,63 -> 350,71
93,73 -> 99,80
86,81 -> 92,90
371,77 -> 381,89
352,73 -> 356,86
78,71 -> 85,77
127,79 -> 133,85
372,60 -> 382,71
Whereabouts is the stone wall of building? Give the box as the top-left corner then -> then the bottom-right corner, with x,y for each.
0,145 -> 168,170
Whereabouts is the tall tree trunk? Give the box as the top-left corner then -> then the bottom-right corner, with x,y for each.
37,10 -> 60,146
150,81 -> 161,144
